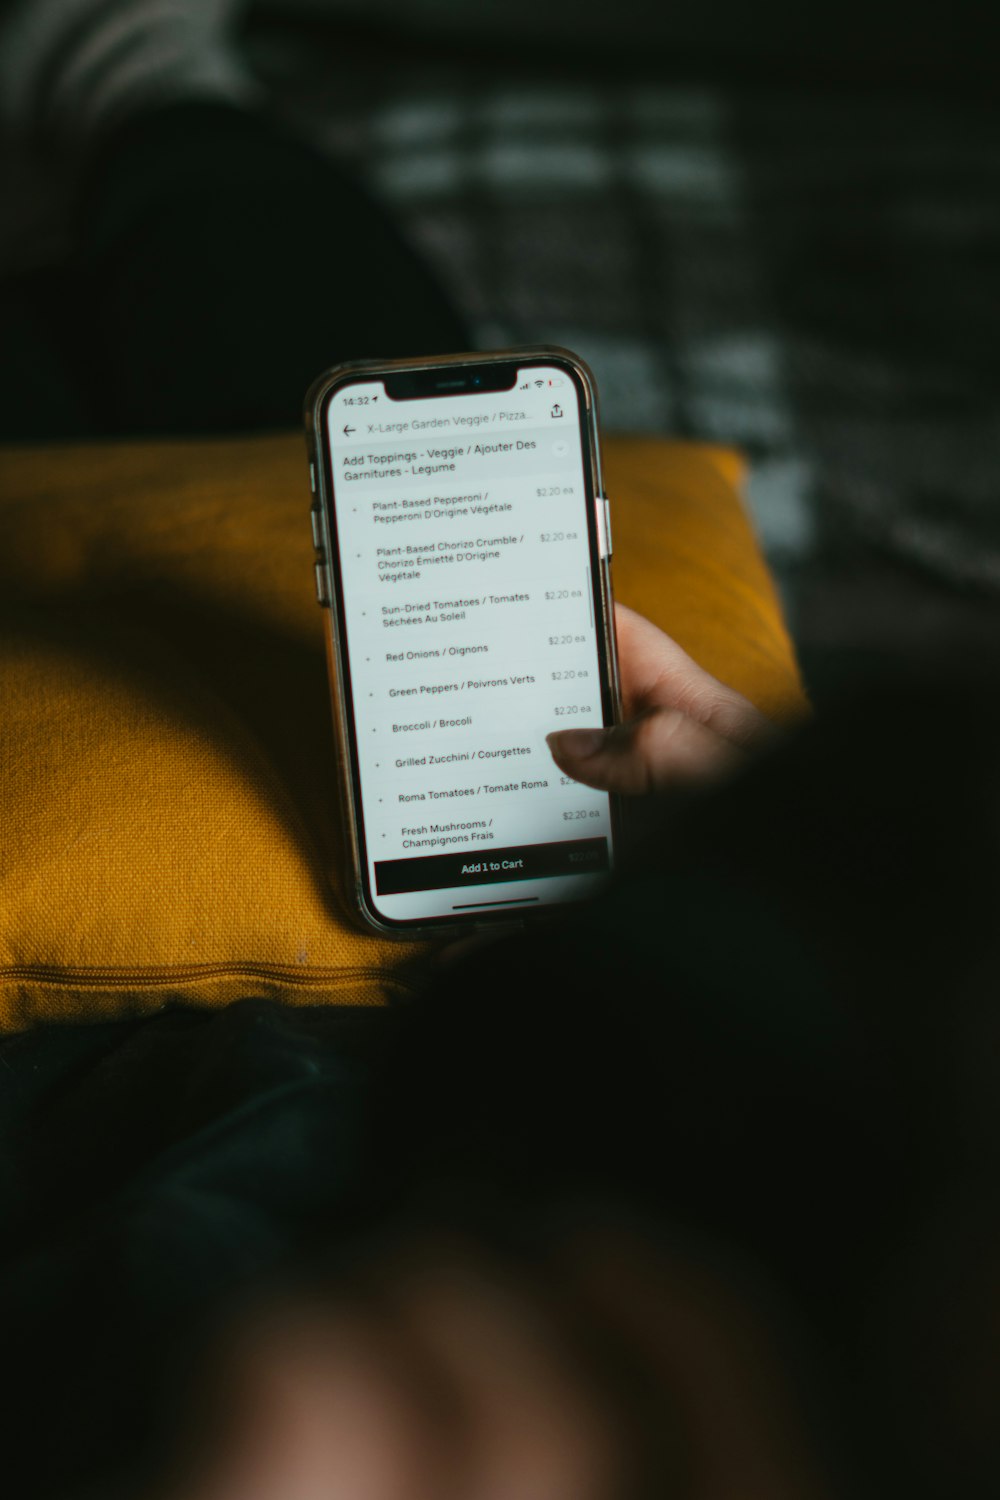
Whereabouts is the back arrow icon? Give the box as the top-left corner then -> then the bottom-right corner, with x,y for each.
343,424 -> 356,436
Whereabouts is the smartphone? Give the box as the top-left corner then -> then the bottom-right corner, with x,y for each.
304,347 -> 621,937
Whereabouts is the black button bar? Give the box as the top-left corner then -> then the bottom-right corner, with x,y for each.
374,836 -> 610,896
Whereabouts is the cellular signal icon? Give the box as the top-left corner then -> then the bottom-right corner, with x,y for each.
519,381 -> 530,390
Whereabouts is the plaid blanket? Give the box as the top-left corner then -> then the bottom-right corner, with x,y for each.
264,41 -> 999,610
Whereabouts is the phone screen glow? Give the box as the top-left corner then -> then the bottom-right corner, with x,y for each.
325,364 -> 614,926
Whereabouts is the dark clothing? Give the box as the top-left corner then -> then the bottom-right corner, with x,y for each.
0,103 -> 471,441
0,1002 -> 390,1500
2,683 -> 1000,1500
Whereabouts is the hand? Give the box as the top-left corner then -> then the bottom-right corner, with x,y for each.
546,603 -> 777,795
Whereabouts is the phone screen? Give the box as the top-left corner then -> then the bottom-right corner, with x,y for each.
319,359 -> 616,928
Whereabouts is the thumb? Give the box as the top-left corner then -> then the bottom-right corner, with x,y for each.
547,708 -> 746,795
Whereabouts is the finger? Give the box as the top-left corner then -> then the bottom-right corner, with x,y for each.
547,707 -> 746,796
614,603 -> 774,749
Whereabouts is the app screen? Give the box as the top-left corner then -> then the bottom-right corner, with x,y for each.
325,365 -> 614,924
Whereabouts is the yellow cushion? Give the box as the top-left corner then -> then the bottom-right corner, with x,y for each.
0,434 -> 805,1032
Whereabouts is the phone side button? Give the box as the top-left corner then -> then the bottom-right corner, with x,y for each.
309,461 -> 317,494
310,507 -> 323,551
602,496 -> 613,557
314,561 -> 330,607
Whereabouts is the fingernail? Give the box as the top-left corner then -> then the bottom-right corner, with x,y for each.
546,728 -> 607,758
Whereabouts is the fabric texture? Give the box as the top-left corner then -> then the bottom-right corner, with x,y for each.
0,432 -> 805,1031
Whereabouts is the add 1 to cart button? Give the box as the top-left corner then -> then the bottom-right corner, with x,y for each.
374,837 -> 609,896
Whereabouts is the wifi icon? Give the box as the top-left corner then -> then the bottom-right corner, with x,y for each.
534,379 -> 545,388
